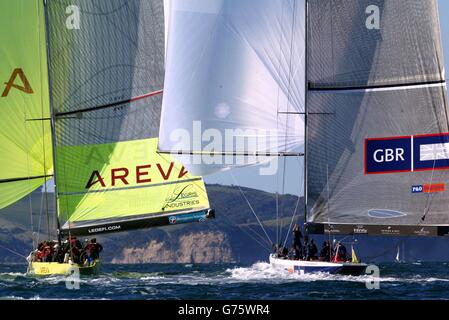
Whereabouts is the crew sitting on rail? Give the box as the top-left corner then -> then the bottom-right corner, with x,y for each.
30,237 -> 103,265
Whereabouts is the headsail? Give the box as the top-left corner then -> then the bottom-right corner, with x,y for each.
45,0 -> 211,236
306,0 -> 449,236
0,0 -> 52,209
159,0 -> 306,175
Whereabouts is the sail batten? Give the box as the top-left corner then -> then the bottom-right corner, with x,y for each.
0,175 -> 53,184
55,89 -> 164,117
309,80 -> 447,92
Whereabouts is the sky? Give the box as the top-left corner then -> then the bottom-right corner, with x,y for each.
205,0 -> 449,196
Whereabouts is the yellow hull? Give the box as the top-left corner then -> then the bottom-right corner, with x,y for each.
29,260 -> 101,276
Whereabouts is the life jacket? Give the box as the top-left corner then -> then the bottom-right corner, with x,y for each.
85,243 -> 95,254
36,250 -> 44,260
43,245 -> 51,256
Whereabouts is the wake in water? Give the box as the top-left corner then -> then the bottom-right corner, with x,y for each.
226,262 -> 449,284
227,262 -> 376,283
1,262 -> 449,300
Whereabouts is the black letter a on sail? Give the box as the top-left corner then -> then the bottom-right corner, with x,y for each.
85,170 -> 106,189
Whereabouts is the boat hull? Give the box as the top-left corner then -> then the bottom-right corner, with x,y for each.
29,260 -> 101,276
269,254 -> 367,276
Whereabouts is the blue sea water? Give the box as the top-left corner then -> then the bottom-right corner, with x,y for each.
0,262 -> 448,300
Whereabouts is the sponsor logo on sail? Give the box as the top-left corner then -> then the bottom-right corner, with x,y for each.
85,162 -> 188,189
380,226 -> 401,235
353,225 -> 368,234
365,133 -> 449,174
87,225 -> 121,234
168,212 -> 206,225
163,184 -> 200,210
413,227 -> 431,236
169,216 -> 177,224
412,184 -> 445,193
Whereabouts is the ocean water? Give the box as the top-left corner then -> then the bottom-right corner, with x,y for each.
0,262 -> 448,300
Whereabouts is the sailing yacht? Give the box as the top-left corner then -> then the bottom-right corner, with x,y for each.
158,0 -> 448,275
1,0 -> 214,276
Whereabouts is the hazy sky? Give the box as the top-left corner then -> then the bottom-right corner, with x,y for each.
205,0 -> 449,196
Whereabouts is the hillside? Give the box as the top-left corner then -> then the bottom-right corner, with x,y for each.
0,184 -> 449,264
0,184 -> 301,264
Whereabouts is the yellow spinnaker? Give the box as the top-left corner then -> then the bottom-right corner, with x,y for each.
0,0 -> 52,209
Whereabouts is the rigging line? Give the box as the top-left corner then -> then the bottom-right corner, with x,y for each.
278,0 -> 298,246
420,159 -> 438,223
278,158 -> 288,244
205,202 -> 271,251
245,224 -> 273,248
38,3 -> 51,241
24,111 -> 34,250
281,191 -> 302,249
276,183 -> 279,248
274,0 -> 287,250
241,224 -> 273,250
0,243 -> 28,260
36,179 -> 46,250
55,89 -> 163,117
229,172 -> 273,245
281,157 -> 304,249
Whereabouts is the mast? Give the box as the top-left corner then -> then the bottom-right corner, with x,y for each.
42,0 -> 61,244
303,0 -> 309,231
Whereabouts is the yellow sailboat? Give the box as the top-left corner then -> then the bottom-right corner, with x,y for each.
1,0 -> 214,276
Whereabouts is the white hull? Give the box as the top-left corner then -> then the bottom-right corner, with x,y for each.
269,254 -> 368,275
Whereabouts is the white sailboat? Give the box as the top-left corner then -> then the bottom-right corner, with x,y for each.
158,0 -> 448,275
395,242 -> 405,263
395,246 -> 401,263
